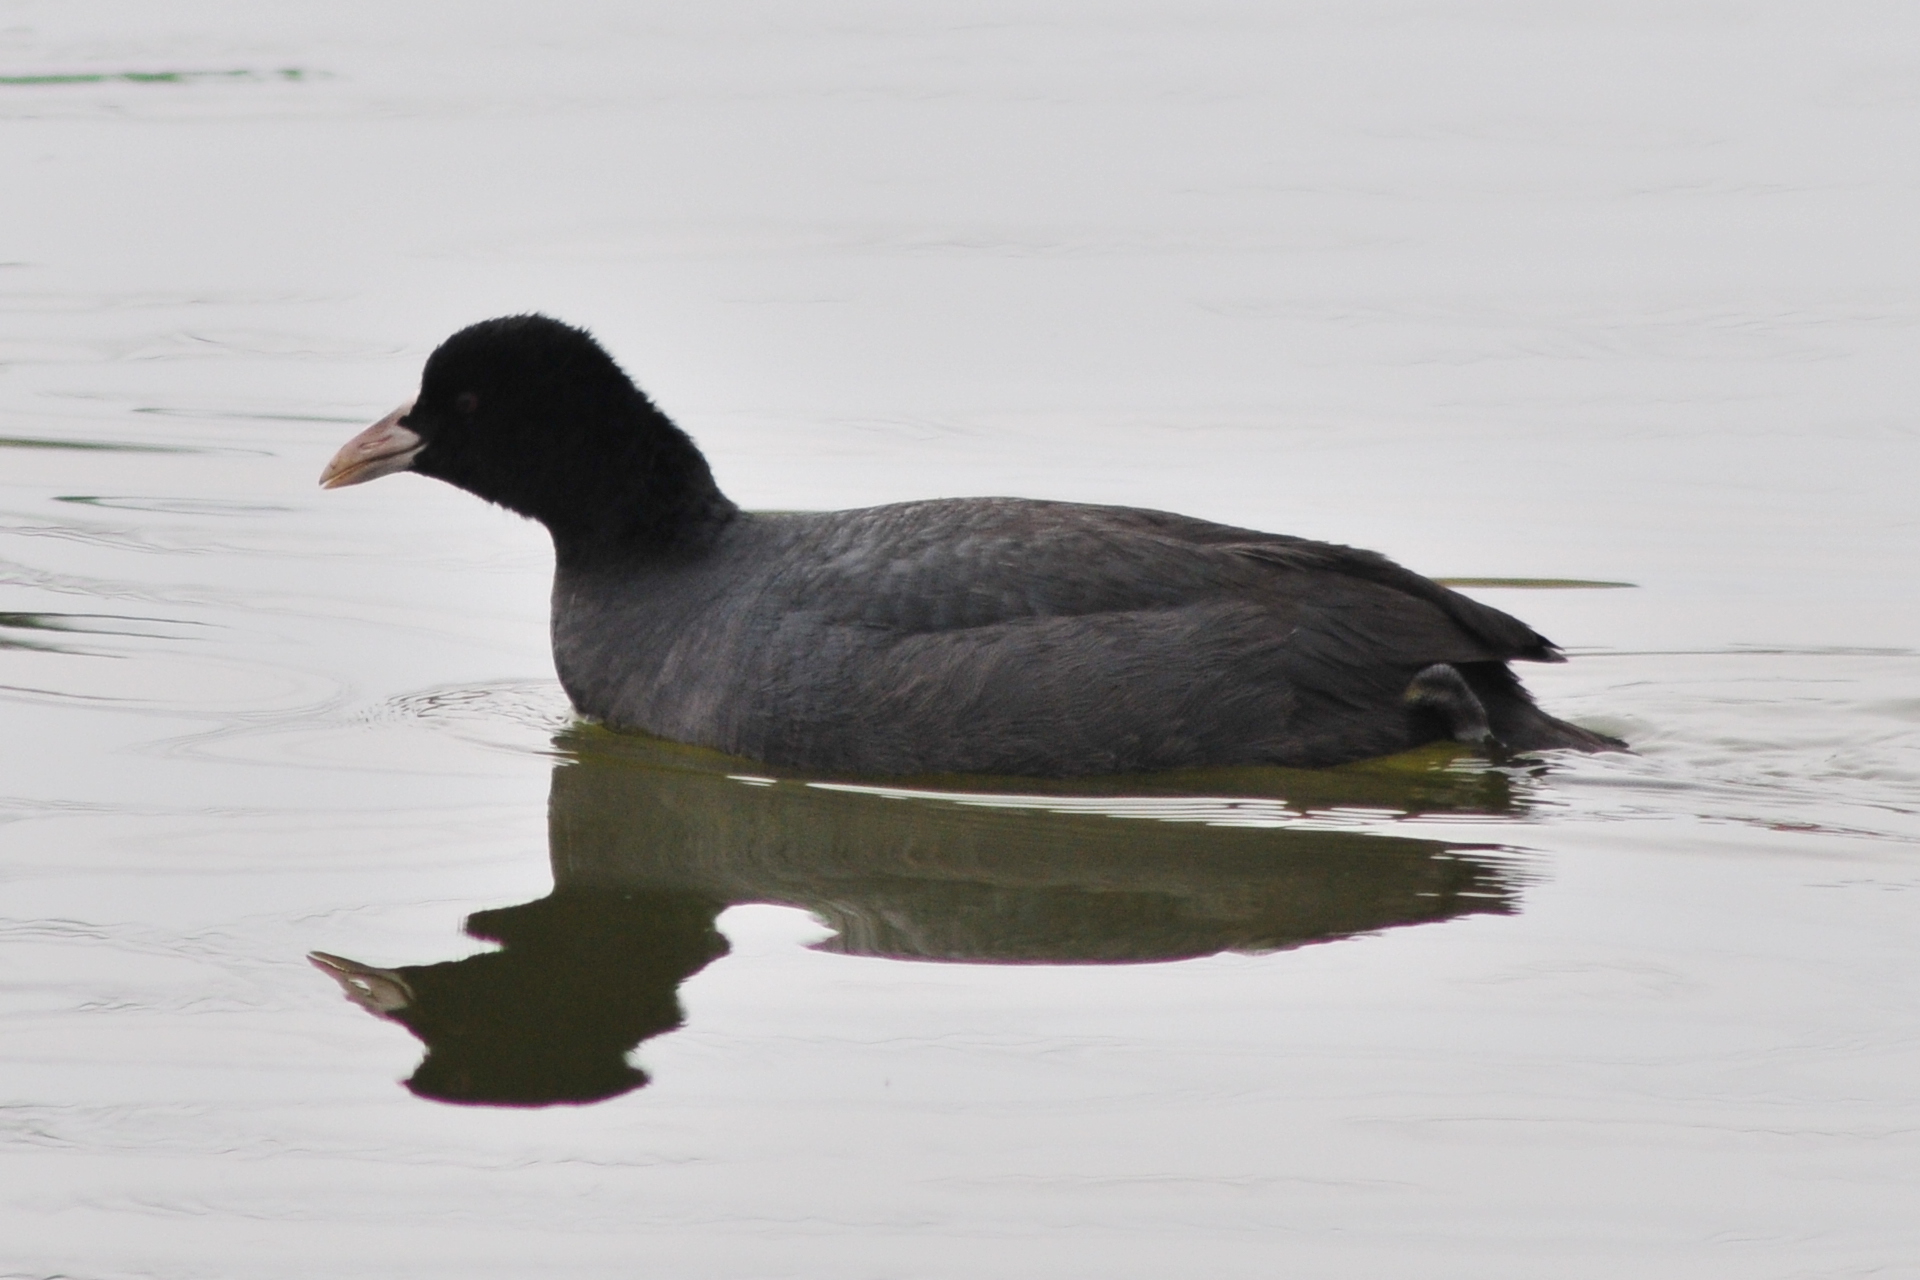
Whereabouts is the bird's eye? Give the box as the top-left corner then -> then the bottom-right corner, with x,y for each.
455,392 -> 480,415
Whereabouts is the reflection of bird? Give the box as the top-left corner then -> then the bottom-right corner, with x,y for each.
311,890 -> 726,1107
311,733 -> 1530,1106
321,315 -> 1621,776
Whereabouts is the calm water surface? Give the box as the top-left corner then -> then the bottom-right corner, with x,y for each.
3,4 -> 1918,1276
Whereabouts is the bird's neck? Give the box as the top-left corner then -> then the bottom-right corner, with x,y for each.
544,405 -> 739,569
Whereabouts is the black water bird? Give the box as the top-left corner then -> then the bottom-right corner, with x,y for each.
322,315 -> 1619,775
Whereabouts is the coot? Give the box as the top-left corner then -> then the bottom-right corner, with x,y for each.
322,315 -> 1619,776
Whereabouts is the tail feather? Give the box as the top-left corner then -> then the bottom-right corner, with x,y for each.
1459,662 -> 1625,753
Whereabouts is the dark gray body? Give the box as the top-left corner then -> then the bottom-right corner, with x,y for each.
551,497 -> 1612,776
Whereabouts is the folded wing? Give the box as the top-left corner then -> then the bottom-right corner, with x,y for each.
779,498 -> 1561,669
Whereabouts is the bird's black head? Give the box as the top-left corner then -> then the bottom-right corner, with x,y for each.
323,315 -> 735,559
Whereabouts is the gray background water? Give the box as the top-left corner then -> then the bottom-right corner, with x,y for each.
2,2 -> 1917,1275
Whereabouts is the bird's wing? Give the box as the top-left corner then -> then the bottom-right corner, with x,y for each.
776,499 -> 1562,665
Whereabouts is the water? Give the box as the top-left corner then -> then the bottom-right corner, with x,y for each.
3,3 -> 1918,1276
